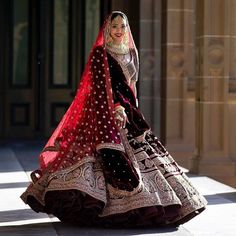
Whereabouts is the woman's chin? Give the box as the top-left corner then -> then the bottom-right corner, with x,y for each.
114,40 -> 123,45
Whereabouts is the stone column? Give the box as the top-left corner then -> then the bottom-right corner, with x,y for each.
139,0 -> 162,137
193,0 -> 236,187
163,0 -> 196,167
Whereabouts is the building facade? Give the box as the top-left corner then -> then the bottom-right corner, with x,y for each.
1,0 -> 236,187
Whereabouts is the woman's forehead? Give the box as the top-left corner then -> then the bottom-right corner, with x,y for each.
111,15 -> 126,25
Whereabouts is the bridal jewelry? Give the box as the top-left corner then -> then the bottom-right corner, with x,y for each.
106,42 -> 129,55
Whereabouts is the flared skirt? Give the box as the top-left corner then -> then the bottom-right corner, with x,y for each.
21,129 -> 207,227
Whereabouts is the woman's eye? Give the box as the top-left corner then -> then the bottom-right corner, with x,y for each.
112,25 -> 117,28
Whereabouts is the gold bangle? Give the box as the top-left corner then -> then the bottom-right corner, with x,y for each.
114,105 -> 125,113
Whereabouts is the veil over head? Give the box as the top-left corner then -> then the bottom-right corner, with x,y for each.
39,11 -> 139,174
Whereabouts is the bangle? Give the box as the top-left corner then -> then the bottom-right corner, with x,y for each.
114,105 -> 125,113
114,102 -> 121,108
115,114 -> 124,121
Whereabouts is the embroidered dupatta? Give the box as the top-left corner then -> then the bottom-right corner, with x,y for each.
39,11 -> 139,174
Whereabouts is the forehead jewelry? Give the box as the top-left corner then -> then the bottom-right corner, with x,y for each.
111,15 -> 127,26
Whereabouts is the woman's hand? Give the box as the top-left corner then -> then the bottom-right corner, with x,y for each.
114,106 -> 128,129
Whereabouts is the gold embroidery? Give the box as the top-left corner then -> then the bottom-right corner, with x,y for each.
21,130 -> 207,223
133,129 -> 151,142
96,142 -> 125,152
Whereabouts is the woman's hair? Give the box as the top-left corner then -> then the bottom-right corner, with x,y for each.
111,12 -> 125,21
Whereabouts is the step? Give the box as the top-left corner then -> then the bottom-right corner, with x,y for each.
199,163 -> 236,176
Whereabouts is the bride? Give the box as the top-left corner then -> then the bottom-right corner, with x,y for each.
21,11 -> 207,227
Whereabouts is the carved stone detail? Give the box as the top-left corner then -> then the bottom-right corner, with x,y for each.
168,46 -> 185,78
208,42 -> 224,77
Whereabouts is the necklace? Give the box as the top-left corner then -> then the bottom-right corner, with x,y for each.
106,43 -> 129,55
108,49 -> 136,85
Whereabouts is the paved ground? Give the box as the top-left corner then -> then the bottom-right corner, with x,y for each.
0,140 -> 236,235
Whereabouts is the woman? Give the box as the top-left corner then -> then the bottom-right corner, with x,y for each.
21,11 -> 207,227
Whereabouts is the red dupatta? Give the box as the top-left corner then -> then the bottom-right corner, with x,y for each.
39,11 -> 138,174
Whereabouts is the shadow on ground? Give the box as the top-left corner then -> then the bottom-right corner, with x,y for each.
0,222 -> 181,236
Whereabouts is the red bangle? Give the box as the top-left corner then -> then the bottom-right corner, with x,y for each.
114,102 -> 121,108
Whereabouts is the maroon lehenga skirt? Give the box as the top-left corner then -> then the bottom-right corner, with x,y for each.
21,127 -> 207,227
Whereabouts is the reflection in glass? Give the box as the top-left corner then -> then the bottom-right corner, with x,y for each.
13,0 -> 29,86
53,0 -> 69,85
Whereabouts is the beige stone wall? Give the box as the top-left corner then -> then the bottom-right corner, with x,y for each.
112,0 -> 236,187
161,0 -> 236,187
163,0 -> 196,168
192,0 -> 236,187
227,0 -> 236,163
139,0 -> 162,137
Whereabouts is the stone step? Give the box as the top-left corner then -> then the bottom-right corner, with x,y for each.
199,163 -> 236,177
209,175 -> 236,188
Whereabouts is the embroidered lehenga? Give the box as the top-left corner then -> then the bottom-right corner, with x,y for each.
21,11 -> 207,227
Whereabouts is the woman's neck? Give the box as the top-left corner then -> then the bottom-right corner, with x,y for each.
106,42 -> 129,55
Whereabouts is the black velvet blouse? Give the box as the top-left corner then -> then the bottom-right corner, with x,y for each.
107,51 -> 150,138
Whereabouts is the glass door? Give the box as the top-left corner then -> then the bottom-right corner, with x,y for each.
41,0 -> 74,137
3,0 -> 37,138
1,0 -> 103,138
42,0 -> 101,137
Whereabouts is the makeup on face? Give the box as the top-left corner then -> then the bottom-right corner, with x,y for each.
110,15 -> 127,45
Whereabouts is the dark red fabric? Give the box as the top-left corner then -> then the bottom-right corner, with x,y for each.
39,15 -> 137,174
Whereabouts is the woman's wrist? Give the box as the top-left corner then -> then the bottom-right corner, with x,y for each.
114,104 -> 125,114
114,104 -> 127,128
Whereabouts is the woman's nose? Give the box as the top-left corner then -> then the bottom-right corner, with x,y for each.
116,27 -> 122,32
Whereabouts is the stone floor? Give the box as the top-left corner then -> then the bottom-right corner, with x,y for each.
0,140 -> 236,236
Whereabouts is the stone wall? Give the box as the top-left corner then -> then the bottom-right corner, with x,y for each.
139,0 -> 162,137
162,0 -> 196,168
192,0 -> 236,187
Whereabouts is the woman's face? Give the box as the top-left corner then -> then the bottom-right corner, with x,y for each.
110,15 -> 127,45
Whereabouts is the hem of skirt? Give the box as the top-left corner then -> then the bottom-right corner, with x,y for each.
21,176 -> 207,227
168,205 -> 206,226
